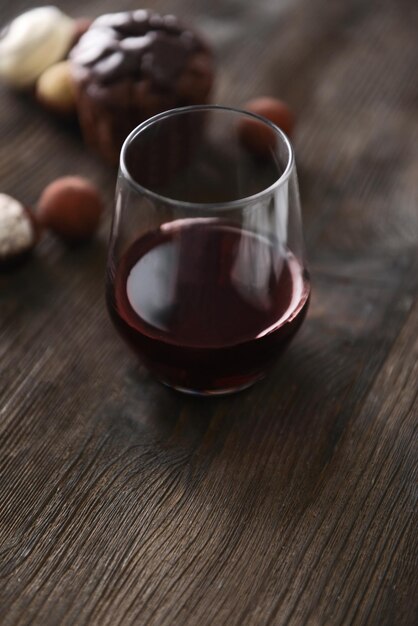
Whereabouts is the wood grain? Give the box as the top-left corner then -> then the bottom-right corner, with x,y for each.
0,1 -> 417,625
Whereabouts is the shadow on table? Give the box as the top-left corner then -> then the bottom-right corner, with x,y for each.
106,327 -> 331,464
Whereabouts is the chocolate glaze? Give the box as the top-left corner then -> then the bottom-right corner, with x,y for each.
70,10 -> 209,90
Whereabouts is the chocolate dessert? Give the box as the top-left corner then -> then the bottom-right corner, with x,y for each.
70,10 -> 214,164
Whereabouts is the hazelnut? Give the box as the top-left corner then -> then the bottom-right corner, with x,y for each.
36,61 -> 76,116
0,194 -> 38,268
37,176 -> 103,243
239,97 -> 296,156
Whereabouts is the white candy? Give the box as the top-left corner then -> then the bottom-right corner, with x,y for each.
0,194 -> 34,257
0,6 -> 75,88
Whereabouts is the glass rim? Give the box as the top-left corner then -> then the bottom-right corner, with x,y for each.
119,104 -> 295,211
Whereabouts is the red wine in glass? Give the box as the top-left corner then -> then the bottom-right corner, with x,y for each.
107,219 -> 310,393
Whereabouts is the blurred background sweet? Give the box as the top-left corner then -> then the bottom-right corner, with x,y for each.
0,7 -> 76,89
70,10 -> 214,164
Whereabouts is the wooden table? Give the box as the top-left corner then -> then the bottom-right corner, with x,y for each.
1,1 -> 417,624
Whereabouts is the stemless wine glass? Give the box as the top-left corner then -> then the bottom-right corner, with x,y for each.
106,105 -> 310,395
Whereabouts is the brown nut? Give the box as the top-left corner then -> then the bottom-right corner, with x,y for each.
37,176 -> 103,243
239,97 -> 296,156
36,61 -> 76,116
0,193 -> 38,268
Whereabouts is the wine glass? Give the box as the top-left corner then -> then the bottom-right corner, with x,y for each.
106,105 -> 310,395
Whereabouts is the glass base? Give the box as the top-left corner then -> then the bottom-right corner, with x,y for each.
161,375 -> 265,396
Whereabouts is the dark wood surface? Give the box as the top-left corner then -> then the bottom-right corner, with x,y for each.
1,1 -> 417,624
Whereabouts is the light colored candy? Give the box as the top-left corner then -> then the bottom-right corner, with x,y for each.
0,6 -> 75,88
0,194 -> 35,259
